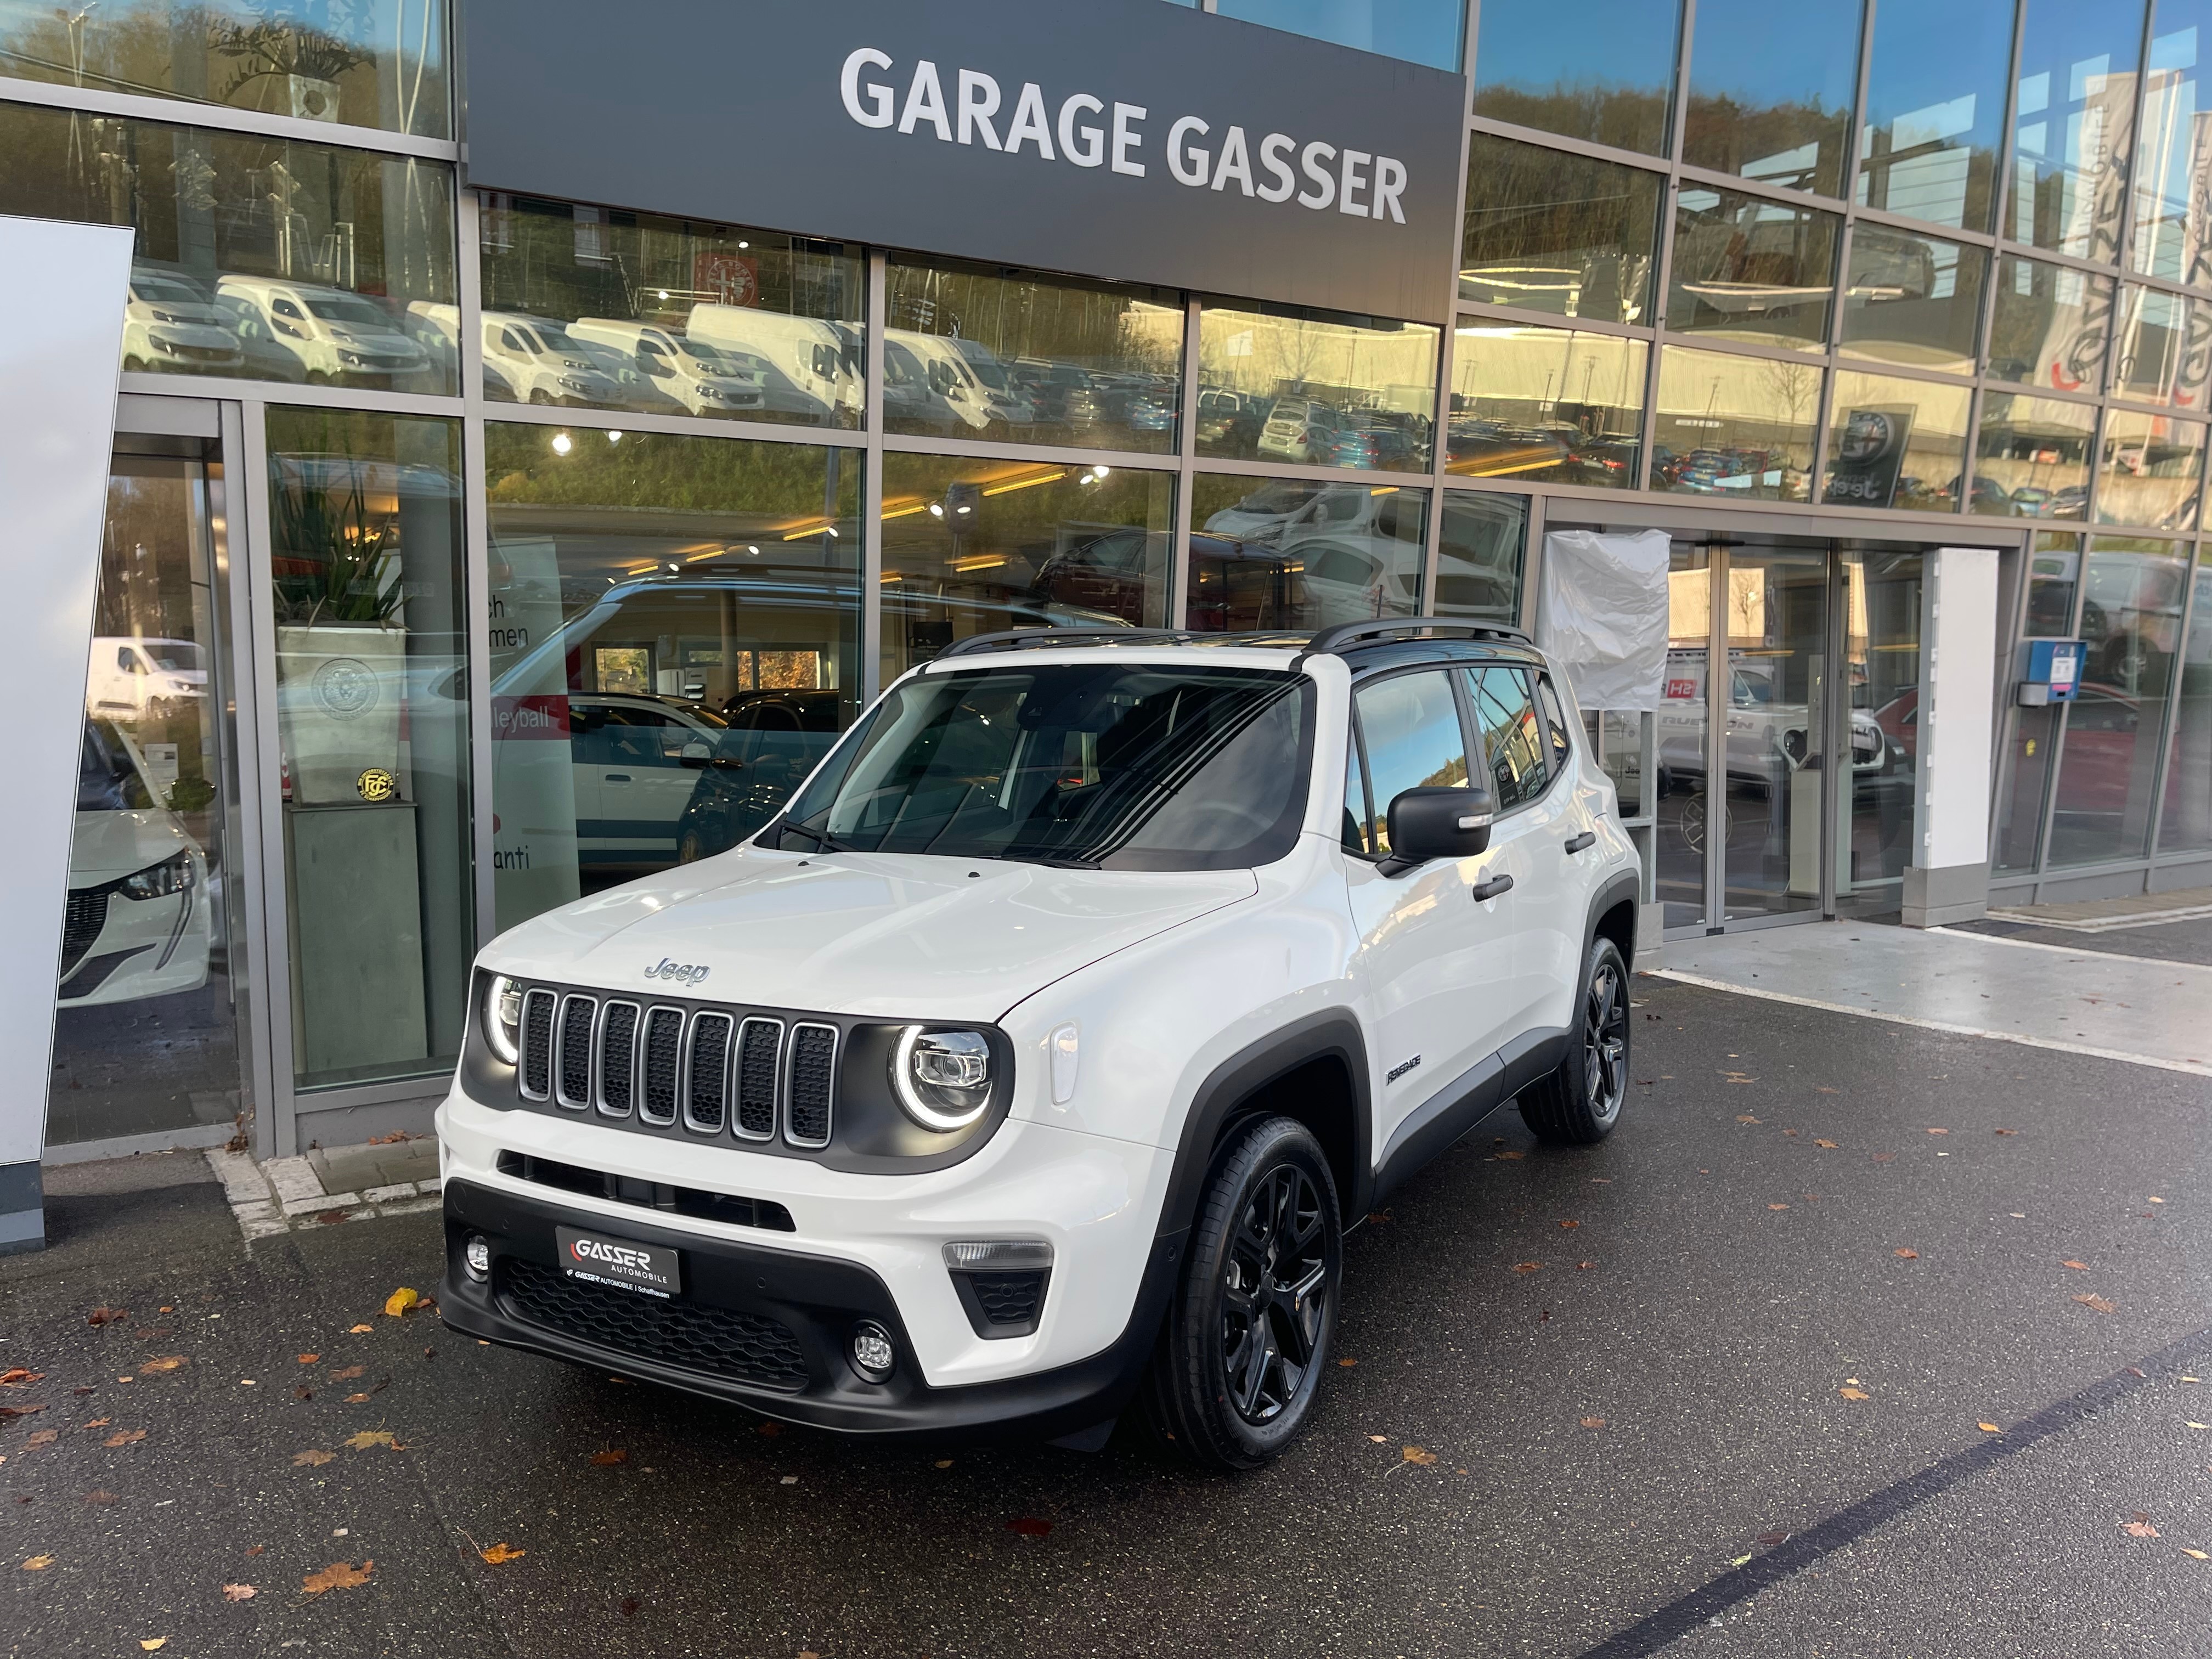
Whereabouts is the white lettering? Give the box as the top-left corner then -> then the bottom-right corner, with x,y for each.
1211,124 -> 1254,195
1005,81 -> 1055,159
1111,101 -> 1147,177
1339,148 -> 1370,216
1059,93 -> 1105,166
1256,132 -> 1297,202
840,47 -> 894,129
957,69 -> 1003,149
899,59 -> 952,141
1166,115 -> 1209,186
1297,140 -> 1337,209
1373,155 -> 1407,222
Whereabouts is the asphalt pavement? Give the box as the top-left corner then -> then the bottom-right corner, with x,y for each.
4,964 -> 2207,1657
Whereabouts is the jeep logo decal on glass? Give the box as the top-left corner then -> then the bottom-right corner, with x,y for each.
644,958 -> 710,986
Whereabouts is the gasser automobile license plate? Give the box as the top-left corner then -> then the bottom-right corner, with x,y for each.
555,1226 -> 682,1299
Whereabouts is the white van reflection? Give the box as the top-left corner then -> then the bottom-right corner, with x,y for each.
123,266 -> 244,376
212,277 -> 429,387
684,303 -> 861,424
64,719 -> 212,1007
567,319 -> 768,416
88,637 -> 207,720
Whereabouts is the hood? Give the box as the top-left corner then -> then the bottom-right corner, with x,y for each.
71,809 -> 194,888
486,846 -> 1257,1021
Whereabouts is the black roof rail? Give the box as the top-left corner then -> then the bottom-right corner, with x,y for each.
1290,617 -> 1536,667
932,627 -> 1204,661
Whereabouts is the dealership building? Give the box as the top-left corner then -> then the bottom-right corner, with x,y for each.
3,0 -> 2209,1177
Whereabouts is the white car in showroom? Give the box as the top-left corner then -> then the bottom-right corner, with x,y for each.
439,621 -> 1639,1468
63,719 -> 212,1007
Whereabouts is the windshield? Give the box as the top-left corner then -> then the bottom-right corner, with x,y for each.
774,664 -> 1311,871
306,297 -> 393,328
80,719 -> 155,812
134,278 -> 202,305
140,641 -> 201,672
527,323 -> 580,354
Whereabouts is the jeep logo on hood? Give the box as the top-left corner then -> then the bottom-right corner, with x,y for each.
644,958 -> 710,987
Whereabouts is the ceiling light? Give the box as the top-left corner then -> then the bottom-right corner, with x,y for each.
551,432 -> 572,455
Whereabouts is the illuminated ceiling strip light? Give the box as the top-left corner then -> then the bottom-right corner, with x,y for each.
880,501 -> 932,522
981,469 -> 1066,496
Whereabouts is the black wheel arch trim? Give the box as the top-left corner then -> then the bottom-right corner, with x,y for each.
1585,866 -> 1641,961
1154,1009 -> 1374,1239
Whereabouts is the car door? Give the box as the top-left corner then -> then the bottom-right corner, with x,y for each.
565,703 -> 611,862
598,709 -> 700,861
1464,663 -> 1579,1037
1342,667 -> 1521,1153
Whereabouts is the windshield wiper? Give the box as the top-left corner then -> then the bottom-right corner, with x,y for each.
1007,854 -> 1101,870
779,820 -> 854,854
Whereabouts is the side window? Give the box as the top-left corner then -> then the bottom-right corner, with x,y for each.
1466,665 -> 1550,810
1341,737 -> 1370,855
271,297 -> 303,319
1536,675 -> 1575,773
1352,671 -> 1469,855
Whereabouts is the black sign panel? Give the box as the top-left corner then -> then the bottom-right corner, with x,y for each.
460,0 -> 1466,322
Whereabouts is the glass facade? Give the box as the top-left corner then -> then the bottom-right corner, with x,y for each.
29,0 -> 2212,1154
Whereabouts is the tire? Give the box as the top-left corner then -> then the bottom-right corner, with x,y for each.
1143,1115 -> 1341,1470
675,827 -> 707,864
1519,935 -> 1631,1145
305,370 -> 330,387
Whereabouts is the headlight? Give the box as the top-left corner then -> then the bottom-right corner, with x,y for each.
891,1026 -> 992,1130
483,974 -> 524,1066
118,851 -> 195,901
340,350 -> 365,366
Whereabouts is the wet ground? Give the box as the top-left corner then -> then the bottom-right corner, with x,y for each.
3,951 -> 2207,1657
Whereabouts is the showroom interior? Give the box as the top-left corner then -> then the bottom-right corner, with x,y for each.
4,0 -> 2209,1164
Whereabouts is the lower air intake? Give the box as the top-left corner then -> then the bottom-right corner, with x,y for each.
499,1258 -> 807,1391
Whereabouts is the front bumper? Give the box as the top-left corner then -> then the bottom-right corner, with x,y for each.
440,1177 -> 1181,1442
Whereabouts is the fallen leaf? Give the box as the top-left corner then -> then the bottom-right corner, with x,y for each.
1511,1261 -> 1542,1273
1995,1127 -> 2018,1135
1337,1357 -> 1358,1367
140,1640 -> 166,1651
2124,1521 -> 2160,1538
1729,1553 -> 1753,1567
83,1490 -> 116,1504
104,1430 -> 146,1447
383,1288 -> 420,1318
0,1370 -> 42,1387
344,1393 -> 369,1404
138,1357 -> 184,1375
1736,1115 -> 1762,1124
25,1431 -> 56,1447
222,1583 -> 256,1602
2063,1260 -> 2089,1271
1839,1387 -> 1871,1401
1872,1153 -> 1897,1163
1493,1150 -> 1525,1161
1979,1422 -> 2001,1433
2073,1294 -> 2116,1315
301,1560 -> 373,1594
480,1543 -> 526,1565
590,1449 -> 628,1466
1769,1204 -> 1790,1211
1368,1434 -> 1387,1443
292,1449 -> 335,1466
87,1307 -> 127,1327
298,1354 -> 320,1365
1402,1445 -> 1437,1465
1813,1140 -> 1839,1150
1894,1249 -> 1920,1259
1006,1516 -> 1053,1537
2182,1549 -> 2210,1561
345,1430 -> 399,1451
20,1555 -> 54,1570
1578,1417 -> 1606,1430
1577,1261 -> 1596,1270
349,1324 -> 374,1334
329,1365 -> 365,1382
2149,1197 -> 2166,1204
933,1458 -> 953,1468
1559,1219 -> 1581,1229
0,1404 -> 46,1419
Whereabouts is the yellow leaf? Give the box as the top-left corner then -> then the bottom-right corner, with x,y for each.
1735,1115 -> 1762,1124
138,1357 -> 185,1374
383,1288 -> 420,1318
2186,1423 -> 2210,1431
479,1542 -> 526,1565
343,1430 -> 399,1451
1815,1140 -> 1839,1149
1978,1421 -> 2001,1432
20,1555 -> 53,1571
140,1641 -> 167,1652
1401,1445 -> 1437,1465
1839,1387 -> 1871,1401
349,1324 -> 374,1334
292,1448 -> 335,1466
2183,1549 -> 2209,1560
301,1560 -> 373,1594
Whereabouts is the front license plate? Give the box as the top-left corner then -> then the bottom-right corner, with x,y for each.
556,1226 -> 681,1299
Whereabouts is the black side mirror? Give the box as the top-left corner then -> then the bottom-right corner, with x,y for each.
1380,784 -> 1495,875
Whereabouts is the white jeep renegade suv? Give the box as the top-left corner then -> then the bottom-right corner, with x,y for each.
437,619 -> 1641,1468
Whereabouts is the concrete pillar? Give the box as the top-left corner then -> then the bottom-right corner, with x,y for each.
1903,546 -> 2001,927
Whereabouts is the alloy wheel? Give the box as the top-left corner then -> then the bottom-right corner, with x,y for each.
1583,961 -> 1629,1121
1220,1164 -> 1329,1424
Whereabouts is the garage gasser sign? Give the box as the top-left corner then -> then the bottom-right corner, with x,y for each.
460,0 -> 1465,323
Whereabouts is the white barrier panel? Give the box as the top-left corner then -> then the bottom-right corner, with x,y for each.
0,214 -> 134,1251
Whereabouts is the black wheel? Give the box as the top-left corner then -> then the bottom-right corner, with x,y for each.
675,827 -> 707,864
1519,936 -> 1631,1145
1143,1116 -> 1341,1470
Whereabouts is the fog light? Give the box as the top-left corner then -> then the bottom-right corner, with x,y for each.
850,1319 -> 895,1383
464,1234 -> 490,1281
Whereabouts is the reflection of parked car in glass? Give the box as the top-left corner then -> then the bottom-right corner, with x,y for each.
473,311 -> 623,407
949,339 -> 1043,431
1202,479 -> 1330,542
567,693 -> 732,873
88,637 -> 207,720
686,303 -> 861,424
1658,655 -> 1889,791
567,319 -> 768,416
675,689 -> 847,862
1029,529 -> 1165,624
1197,389 -> 1265,450
212,277 -> 428,387
1258,398 -> 1341,464
122,266 -> 244,376
64,719 -> 212,1007
2080,550 -> 2187,687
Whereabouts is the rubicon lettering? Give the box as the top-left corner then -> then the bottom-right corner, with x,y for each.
839,48 -> 1408,223
644,958 -> 710,987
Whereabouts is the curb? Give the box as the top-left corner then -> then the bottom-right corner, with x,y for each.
206,1149 -> 441,1240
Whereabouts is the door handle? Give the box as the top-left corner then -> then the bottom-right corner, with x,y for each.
1564,831 -> 1596,854
1470,874 -> 1515,902
604,773 -> 633,783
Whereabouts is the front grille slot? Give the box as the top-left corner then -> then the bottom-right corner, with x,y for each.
783,1023 -> 837,1148
733,1018 -> 782,1141
493,1150 -> 795,1231
639,1007 -> 683,1124
556,995 -> 597,1109
60,889 -> 108,978
499,1257 -> 808,1390
518,989 -> 558,1100
685,1013 -> 732,1132
597,1001 -> 639,1116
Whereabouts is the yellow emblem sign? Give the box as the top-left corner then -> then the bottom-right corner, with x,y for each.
356,767 -> 397,803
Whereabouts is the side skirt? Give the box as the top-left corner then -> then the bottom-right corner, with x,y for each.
1370,1025 -> 1569,1203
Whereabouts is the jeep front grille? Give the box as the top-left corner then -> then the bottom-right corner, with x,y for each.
507,984 -> 847,1149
